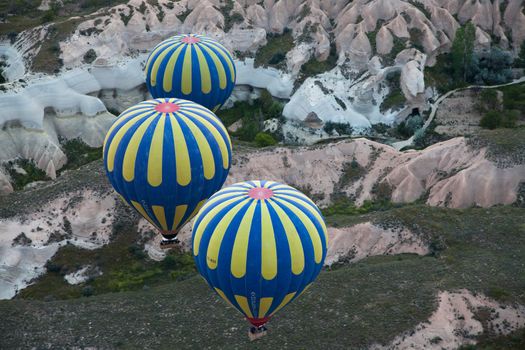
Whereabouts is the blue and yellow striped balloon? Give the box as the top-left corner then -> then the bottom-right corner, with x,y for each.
192,181 -> 328,327
144,34 -> 236,112
103,98 -> 232,240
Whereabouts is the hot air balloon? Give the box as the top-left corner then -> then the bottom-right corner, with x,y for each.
144,34 -> 236,112
192,180 -> 328,339
103,98 -> 232,247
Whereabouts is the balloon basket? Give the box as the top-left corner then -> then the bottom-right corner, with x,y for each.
159,238 -> 180,249
248,326 -> 267,341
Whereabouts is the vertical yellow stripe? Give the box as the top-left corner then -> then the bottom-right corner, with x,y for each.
275,193 -> 328,244
106,112 -> 150,171
273,197 -> 323,264
162,43 -> 185,92
214,288 -> 235,308
235,295 -> 254,318
201,42 -> 235,83
147,117 -> 165,187
122,115 -> 156,182
183,106 -> 232,155
268,200 -> 305,275
131,200 -> 156,227
181,45 -> 192,94
152,205 -> 168,231
199,44 -> 226,89
179,115 -> 215,180
171,205 -> 188,231
230,200 -> 258,278
258,297 -> 273,318
260,201 -> 277,280
169,115 -> 191,186
192,197 -> 243,256
183,110 -> 230,169
150,45 -> 173,87
206,199 -> 250,269
104,107 -> 149,152
145,41 -> 173,78
270,292 -> 296,316
193,45 -> 212,94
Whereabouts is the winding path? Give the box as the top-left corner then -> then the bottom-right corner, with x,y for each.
392,76 -> 525,151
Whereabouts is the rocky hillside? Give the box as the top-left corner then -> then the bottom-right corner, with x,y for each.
1,200 -> 524,349
0,129 -> 525,297
0,0 -> 524,191
0,2 -> 524,348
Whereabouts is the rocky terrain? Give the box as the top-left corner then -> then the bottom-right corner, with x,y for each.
0,0 -> 524,349
0,0 -> 524,191
0,126 -> 524,348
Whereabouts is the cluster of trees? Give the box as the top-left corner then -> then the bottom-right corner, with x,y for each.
477,89 -> 519,130
451,23 -> 514,86
396,114 -> 424,138
217,89 -> 283,147
323,121 -> 353,136
428,23 -> 518,92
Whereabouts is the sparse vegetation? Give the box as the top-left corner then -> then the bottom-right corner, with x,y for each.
17,223 -> 196,300
119,6 -> 134,26
380,71 -> 406,112
323,121 -> 353,136
83,48 -> 97,64
294,43 -> 338,89
5,159 -> 50,190
3,204 -> 524,349
466,127 -> 525,167
254,132 -> 277,147
254,29 -> 294,69
0,0 -> 127,37
217,0 -> 243,32
216,89 -> 284,144
427,24 -> 514,92
32,18 -> 85,73
396,114 -> 424,138
60,138 -> 103,173
480,110 -> 518,129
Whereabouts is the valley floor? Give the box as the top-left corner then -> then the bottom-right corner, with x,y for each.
1,205 -> 524,349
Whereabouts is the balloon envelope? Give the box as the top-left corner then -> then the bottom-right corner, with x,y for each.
103,98 -> 232,239
145,34 -> 236,111
192,181 -> 328,327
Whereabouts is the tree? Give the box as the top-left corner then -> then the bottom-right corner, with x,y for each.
451,22 -> 476,82
515,43 -> 525,68
480,110 -> 502,129
254,132 -> 277,147
471,47 -> 514,85
480,110 -> 518,129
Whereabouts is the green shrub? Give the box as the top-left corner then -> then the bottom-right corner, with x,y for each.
254,132 -> 277,147
41,10 -> 55,23
60,138 -> 102,172
81,286 -> 94,297
322,198 -> 394,217
5,159 -> 50,190
480,110 -> 517,130
83,49 -> 97,64
413,128 -> 426,148
323,121 -> 353,136
254,29 -> 294,69
487,286 -> 511,302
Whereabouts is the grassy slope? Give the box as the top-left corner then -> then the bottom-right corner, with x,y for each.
1,205 -> 524,349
